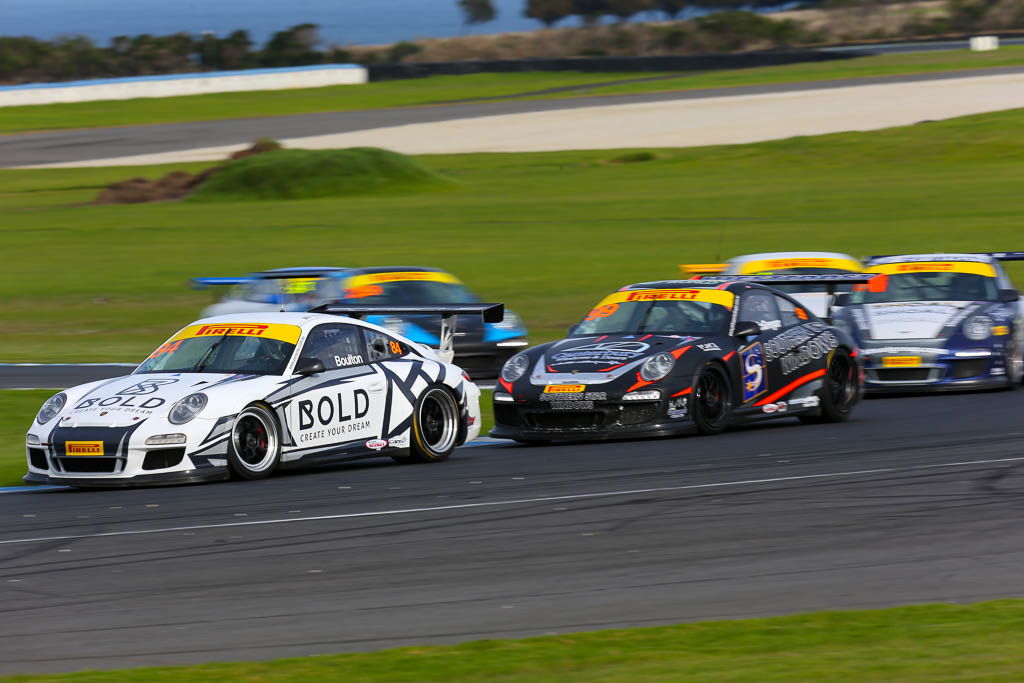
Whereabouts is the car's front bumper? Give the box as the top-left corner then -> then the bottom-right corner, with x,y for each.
490,398 -> 692,441
864,353 -> 1007,392
24,468 -> 228,488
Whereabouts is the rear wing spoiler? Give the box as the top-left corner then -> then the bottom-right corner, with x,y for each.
308,303 -> 505,364
679,263 -> 728,275
867,252 -> 1024,262
694,273 -> 887,320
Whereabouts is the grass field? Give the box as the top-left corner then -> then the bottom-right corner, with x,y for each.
1,47 -> 1023,135
6,598 -> 1024,680
0,389 -> 495,488
3,105 -> 1024,363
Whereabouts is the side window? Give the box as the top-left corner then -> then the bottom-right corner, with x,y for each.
774,295 -> 807,328
738,291 -> 782,333
300,324 -> 365,369
362,329 -> 408,362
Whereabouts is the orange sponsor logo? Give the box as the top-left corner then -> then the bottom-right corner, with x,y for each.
194,324 -> 270,337
795,307 -> 808,320
624,290 -> 700,302
882,356 -> 921,368
764,258 -> 832,269
544,384 -> 586,394
897,263 -> 953,272
344,285 -> 383,299
66,441 -> 103,456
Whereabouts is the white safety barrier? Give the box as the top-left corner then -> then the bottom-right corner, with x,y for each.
970,36 -> 999,51
0,64 -> 368,107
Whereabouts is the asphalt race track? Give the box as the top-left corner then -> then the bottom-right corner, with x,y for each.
4,66 -> 1024,168
3,389 -> 1024,674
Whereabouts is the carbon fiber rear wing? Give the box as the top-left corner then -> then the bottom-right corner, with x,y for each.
694,273 -> 886,321
309,303 -> 505,364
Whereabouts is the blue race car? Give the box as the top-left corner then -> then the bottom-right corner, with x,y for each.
833,252 -> 1024,391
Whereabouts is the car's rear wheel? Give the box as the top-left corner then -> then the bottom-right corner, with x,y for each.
800,348 -> 858,424
1004,333 -> 1023,388
227,404 -> 281,479
691,363 -> 732,435
404,385 -> 460,463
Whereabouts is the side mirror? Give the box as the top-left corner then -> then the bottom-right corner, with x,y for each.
734,321 -> 762,337
998,288 -> 1020,303
833,292 -> 851,308
294,356 -> 325,376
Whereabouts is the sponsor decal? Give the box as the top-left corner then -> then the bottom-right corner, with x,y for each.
550,400 -> 595,410
334,353 -> 364,367
993,325 -> 1010,336
389,435 -> 409,448
296,389 -> 371,443
281,277 -> 318,294
795,307 -> 808,320
345,271 -> 461,288
738,256 -> 862,274
762,322 -> 826,361
882,356 -> 921,367
343,284 -> 384,299
65,441 -> 103,456
867,261 -> 997,278
147,339 -> 182,359
544,384 -> 586,394
585,303 -> 619,321
740,343 -> 767,402
168,322 -> 302,345
550,341 -> 650,367
540,391 -> 606,401
697,343 -> 721,352
761,401 -> 788,415
758,319 -> 782,332
365,439 -> 388,451
117,379 -> 179,396
779,331 -> 839,375
788,396 -> 821,409
593,288 -> 734,309
667,408 -> 688,419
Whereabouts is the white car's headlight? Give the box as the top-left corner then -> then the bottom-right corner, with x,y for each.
494,310 -> 523,331
640,353 -> 675,382
964,315 -> 992,341
168,393 -> 208,425
36,392 -> 66,425
501,353 -> 530,383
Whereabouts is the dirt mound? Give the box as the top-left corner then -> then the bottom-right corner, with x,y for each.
93,138 -> 281,205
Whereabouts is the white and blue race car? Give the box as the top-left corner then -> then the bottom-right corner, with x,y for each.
25,305 -> 501,487
833,252 -> 1024,391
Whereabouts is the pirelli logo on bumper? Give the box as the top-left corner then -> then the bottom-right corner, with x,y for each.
544,384 -> 586,394
66,441 -> 104,456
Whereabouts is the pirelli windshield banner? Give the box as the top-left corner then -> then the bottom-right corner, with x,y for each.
346,271 -> 461,288
168,322 -> 303,345
738,256 -> 862,274
867,261 -> 997,277
595,288 -> 736,309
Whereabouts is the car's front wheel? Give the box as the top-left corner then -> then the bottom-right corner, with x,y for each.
691,363 -> 732,435
227,404 -> 281,479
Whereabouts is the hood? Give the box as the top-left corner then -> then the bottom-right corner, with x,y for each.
534,335 -> 699,383
59,373 -> 276,427
863,301 -> 976,340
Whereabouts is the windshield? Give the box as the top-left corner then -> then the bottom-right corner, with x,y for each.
745,267 -> 857,294
136,323 -> 300,375
851,271 -> 998,304
227,277 -> 321,304
575,289 -> 733,336
333,272 -> 478,305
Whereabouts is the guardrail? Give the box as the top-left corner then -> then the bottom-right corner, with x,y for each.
0,64 -> 368,107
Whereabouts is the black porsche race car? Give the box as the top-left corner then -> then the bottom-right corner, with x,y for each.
490,275 -> 876,442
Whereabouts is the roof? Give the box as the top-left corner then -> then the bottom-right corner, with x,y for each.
344,266 -> 446,275
252,267 -> 349,278
866,253 -> 994,266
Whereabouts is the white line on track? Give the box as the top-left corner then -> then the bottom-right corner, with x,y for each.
3,455 -> 1022,546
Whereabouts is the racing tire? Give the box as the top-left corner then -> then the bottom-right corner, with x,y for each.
800,348 -> 858,424
227,404 -> 281,480
406,385 -> 461,463
1004,334 -> 1023,389
691,363 -> 732,435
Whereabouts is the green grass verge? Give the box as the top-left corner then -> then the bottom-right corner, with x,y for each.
4,106 -> 1024,363
0,390 -> 495,488
188,148 -> 451,202
1,47 -> 1023,135
0,390 -> 51,487
7,599 -> 1024,680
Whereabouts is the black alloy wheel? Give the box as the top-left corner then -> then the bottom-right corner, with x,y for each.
801,348 -> 858,424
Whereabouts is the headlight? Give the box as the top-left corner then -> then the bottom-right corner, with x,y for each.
640,353 -> 675,382
36,392 -> 66,425
501,353 -> 530,383
964,315 -> 992,341
494,310 -> 523,331
168,393 -> 207,425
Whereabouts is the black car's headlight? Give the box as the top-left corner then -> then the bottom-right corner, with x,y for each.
36,392 -> 66,425
501,353 -> 530,383
640,353 -> 675,382
964,315 -> 992,341
168,393 -> 208,425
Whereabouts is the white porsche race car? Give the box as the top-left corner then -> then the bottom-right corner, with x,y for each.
24,304 -> 502,487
